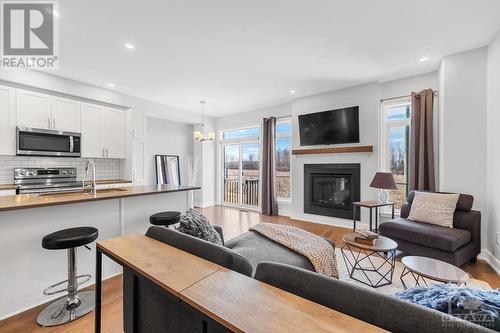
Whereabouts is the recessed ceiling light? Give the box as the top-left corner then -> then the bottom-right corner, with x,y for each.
419,56 -> 430,62
124,43 -> 135,50
289,90 -> 296,94
107,83 -> 115,87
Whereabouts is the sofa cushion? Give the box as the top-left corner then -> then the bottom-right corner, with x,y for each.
145,226 -> 253,276
254,262 -> 489,333
379,218 -> 471,252
408,192 -> 459,228
225,230 -> 314,275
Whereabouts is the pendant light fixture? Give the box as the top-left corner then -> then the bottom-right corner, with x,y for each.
193,101 -> 215,142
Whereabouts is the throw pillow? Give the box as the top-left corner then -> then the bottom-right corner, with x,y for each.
177,209 -> 223,245
408,192 -> 459,228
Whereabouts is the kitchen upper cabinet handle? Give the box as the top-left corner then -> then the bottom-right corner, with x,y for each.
102,148 -> 105,157
53,118 -> 56,129
106,148 -> 109,158
48,118 -> 51,129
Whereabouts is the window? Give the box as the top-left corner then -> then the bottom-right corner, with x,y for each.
381,99 -> 411,210
221,126 -> 260,208
276,120 -> 291,200
222,127 -> 260,140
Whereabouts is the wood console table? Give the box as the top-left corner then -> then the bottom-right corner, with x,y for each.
95,234 -> 387,333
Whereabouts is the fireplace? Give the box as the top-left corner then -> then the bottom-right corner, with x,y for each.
304,164 -> 360,219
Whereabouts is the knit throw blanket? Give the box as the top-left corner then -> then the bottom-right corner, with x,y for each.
250,223 -> 338,278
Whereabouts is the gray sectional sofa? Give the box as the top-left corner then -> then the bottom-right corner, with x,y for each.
379,190 -> 481,267
122,226 -> 491,332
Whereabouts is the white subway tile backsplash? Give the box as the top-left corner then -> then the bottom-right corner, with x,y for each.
0,156 -> 121,184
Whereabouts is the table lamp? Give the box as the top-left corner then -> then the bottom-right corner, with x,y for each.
370,172 -> 397,203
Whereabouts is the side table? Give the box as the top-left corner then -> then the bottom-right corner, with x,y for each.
352,201 -> 395,232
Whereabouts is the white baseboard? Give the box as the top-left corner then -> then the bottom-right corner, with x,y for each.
194,201 -> 216,208
478,250 -> 500,275
290,212 -> 369,230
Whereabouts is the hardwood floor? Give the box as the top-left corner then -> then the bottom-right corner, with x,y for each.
1,205 -> 498,333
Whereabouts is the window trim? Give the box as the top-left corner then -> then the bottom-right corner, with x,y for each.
275,118 -> 292,201
380,97 -> 411,212
220,125 -> 260,144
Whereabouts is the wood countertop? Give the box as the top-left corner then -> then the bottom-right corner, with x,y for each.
0,185 -> 200,212
98,234 -> 221,296
180,268 -> 386,333
97,234 -> 387,333
0,179 -> 132,190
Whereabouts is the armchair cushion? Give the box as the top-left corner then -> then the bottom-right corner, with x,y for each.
379,218 -> 471,252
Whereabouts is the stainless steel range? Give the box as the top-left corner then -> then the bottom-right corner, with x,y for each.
15,167 -> 84,194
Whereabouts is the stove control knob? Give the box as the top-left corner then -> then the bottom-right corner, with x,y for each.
20,170 -> 26,176
61,170 -> 67,175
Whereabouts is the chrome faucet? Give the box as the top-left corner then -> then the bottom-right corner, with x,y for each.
85,159 -> 96,195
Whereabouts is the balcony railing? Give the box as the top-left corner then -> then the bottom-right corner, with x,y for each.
224,175 -> 290,207
224,179 -> 259,206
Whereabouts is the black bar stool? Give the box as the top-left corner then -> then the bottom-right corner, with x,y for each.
37,227 -> 98,327
149,211 -> 181,228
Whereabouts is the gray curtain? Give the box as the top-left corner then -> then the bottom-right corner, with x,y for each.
409,89 -> 435,191
262,117 -> 278,215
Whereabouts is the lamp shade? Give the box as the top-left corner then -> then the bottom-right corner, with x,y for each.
369,172 -> 397,190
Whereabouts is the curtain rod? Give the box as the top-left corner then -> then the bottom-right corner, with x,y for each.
380,90 -> 439,102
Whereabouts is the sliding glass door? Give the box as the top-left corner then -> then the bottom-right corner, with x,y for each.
223,143 -> 260,208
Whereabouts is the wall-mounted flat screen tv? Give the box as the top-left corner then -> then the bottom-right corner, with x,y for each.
298,106 -> 359,146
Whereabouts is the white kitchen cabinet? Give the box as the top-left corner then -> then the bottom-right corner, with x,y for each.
0,190 -> 16,196
16,89 -> 52,129
104,109 -> 126,158
51,96 -> 81,132
0,85 -> 16,155
81,103 -> 106,158
81,104 -> 126,159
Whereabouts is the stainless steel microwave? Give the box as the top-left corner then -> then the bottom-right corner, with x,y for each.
17,127 -> 81,157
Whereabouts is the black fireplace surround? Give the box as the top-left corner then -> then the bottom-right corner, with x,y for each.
304,164 -> 360,220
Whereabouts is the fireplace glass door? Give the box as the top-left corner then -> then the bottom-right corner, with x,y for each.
311,174 -> 351,209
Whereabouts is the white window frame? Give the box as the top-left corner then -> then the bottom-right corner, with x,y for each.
275,118 -> 292,202
380,97 -> 411,213
220,125 -> 262,210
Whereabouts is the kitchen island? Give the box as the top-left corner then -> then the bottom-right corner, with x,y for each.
0,185 -> 200,320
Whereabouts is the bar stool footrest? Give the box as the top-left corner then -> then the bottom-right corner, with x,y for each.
42,274 -> 92,296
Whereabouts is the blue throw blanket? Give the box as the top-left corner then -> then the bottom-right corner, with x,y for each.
397,284 -> 500,331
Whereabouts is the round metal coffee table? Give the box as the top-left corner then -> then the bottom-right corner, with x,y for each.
400,256 -> 469,290
341,234 -> 398,288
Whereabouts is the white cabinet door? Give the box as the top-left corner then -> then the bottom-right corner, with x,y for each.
16,89 -> 52,129
104,109 -> 126,158
132,140 -> 145,184
81,103 -> 105,158
0,85 -> 16,155
51,97 -> 81,132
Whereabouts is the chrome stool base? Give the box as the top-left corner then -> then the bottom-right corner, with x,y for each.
36,291 -> 95,327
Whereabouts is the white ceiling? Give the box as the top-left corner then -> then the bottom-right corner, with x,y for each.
53,0 -> 500,117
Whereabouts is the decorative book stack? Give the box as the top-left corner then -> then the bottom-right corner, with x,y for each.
354,229 -> 379,245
